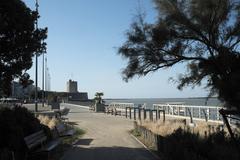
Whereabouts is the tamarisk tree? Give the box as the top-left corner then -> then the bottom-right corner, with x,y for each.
0,0 -> 47,96
118,0 -> 240,111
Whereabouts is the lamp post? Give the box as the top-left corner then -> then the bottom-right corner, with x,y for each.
35,0 -> 39,112
42,51 -> 45,107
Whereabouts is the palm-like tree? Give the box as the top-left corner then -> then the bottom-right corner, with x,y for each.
94,92 -> 104,104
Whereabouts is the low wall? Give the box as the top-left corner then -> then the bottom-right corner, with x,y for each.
66,100 -> 94,107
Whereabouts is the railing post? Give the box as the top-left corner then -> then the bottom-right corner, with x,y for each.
202,109 -> 208,122
187,108 -> 193,123
207,108 -> 210,120
191,107 -> 194,118
217,108 -> 220,120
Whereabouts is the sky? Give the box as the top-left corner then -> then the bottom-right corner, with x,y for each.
22,0 -> 209,99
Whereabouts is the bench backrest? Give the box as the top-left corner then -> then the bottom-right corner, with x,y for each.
56,123 -> 65,133
61,108 -> 70,116
24,130 -> 47,150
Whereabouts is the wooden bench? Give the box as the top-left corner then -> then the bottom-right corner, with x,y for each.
24,130 -> 61,160
57,108 -> 70,122
55,123 -> 75,137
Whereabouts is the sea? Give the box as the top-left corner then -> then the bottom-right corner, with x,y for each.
104,97 -> 222,109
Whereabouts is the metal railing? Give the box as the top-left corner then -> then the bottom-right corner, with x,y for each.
153,104 -> 223,123
107,102 -> 240,125
108,102 -> 134,109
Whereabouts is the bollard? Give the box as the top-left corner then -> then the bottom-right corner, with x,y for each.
143,109 -> 146,120
158,110 -> 161,120
129,108 -> 132,119
149,110 -> 152,121
138,108 -> 141,120
125,107 -> 127,118
163,110 -> 165,122
154,110 -> 157,120
134,108 -> 136,120
151,110 -> 154,121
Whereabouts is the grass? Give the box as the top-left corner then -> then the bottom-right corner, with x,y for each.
130,129 -> 141,137
137,119 -> 239,137
62,127 -> 86,144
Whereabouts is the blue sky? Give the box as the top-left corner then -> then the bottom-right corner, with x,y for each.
22,0 -> 208,99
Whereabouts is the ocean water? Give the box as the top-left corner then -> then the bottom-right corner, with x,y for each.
105,97 -> 222,109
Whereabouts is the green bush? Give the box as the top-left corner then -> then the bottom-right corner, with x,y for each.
0,105 -> 50,160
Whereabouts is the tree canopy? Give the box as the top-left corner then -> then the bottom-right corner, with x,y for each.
0,0 -> 47,96
118,0 -> 240,111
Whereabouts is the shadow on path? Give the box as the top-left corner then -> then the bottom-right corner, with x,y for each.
62,146 -> 158,160
74,139 -> 93,146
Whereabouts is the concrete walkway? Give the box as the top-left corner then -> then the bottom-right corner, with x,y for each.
60,103 -> 158,160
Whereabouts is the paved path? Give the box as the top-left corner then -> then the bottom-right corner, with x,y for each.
60,103 -> 158,160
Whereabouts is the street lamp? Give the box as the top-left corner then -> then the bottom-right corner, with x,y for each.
35,0 -> 39,112
42,50 -> 45,107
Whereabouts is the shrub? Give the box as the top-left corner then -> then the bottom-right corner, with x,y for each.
0,105 -> 50,160
156,128 -> 239,160
135,121 -> 240,160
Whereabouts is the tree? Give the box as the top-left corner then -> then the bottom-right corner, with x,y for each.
94,92 -> 104,104
118,0 -> 240,111
0,0 -> 47,97
19,73 -> 34,88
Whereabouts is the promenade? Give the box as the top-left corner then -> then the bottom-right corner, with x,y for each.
60,103 -> 158,160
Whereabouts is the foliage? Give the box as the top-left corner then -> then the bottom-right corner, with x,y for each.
19,73 -> 34,89
94,92 -> 104,104
118,0 -> 240,111
159,128 -> 240,160
0,0 -> 47,96
0,105 -> 49,160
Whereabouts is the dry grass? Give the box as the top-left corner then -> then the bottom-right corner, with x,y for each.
37,115 -> 59,129
137,119 -> 233,137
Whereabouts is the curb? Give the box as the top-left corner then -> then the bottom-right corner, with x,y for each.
130,134 -> 161,160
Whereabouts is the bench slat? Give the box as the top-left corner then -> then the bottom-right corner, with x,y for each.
24,131 -> 47,149
55,123 -> 75,137
42,139 -> 61,151
26,137 -> 47,149
24,130 -> 45,142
